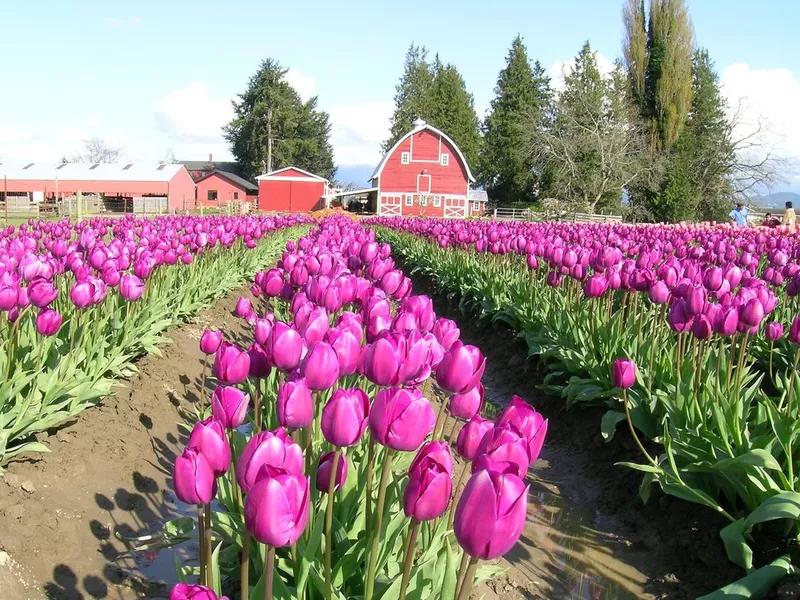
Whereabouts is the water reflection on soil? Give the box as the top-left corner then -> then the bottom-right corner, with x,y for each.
507,467 -> 646,600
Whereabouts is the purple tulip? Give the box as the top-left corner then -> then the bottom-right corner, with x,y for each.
211,385 -> 250,429
169,583 -> 227,600
454,469 -> 528,559
766,322 -> 784,341
327,328 -> 361,376
200,329 -> 223,355
213,342 -> 251,384
648,281 -> 670,304
244,465 -> 310,547
119,274 -> 145,301
28,279 -> 58,308
300,341 -> 340,391
276,378 -> 313,429
237,428 -> 304,493
790,316 -> 800,345
267,322 -> 305,372
432,318 -> 460,351
173,446 -> 217,505
739,298 -> 765,328
404,441 -> 453,521
713,306 -> 739,336
436,341 -> 486,394
70,280 -> 95,308
472,426 -> 531,477
316,451 -> 348,493
188,417 -> 231,477
456,415 -> 494,461
449,383 -> 484,420
35,308 -> 62,336
495,396 -> 548,463
612,359 -> 636,389
248,342 -> 272,378
0,283 -> 17,311
583,274 -> 608,298
321,387 -> 370,447
254,317 -> 273,346
369,387 -> 436,451
234,296 -> 252,318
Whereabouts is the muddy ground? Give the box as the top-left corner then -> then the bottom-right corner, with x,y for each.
0,276 -> 746,600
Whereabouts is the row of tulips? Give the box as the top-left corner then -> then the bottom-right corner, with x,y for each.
369,216 -> 800,580
165,215 -> 548,600
0,214 -> 310,464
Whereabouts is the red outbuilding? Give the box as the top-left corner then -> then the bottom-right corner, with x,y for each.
256,167 -> 332,213
195,170 -> 258,208
370,119 -> 485,218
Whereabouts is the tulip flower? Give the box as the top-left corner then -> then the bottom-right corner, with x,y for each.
456,415 -> 494,461
213,342 -> 251,384
174,447 -> 217,505
199,329 -> 223,355
403,442 -> 453,521
472,426 -> 530,477
248,342 -> 272,378
237,429 -> 304,493
276,378 -> 313,429
211,385 -> 250,430
739,298 -> 765,328
436,341 -> 486,394
234,296 -> 252,318
267,322 -> 305,372
300,341 -> 340,391
119,274 -> 145,301
254,317 -> 273,346
766,322 -> 784,341
70,280 -> 96,308
169,583 -> 227,600
432,318 -> 460,351
449,383 -> 484,420
612,359 -> 636,389
28,278 -> 58,308
35,308 -> 63,336
454,469 -> 528,559
369,387 -> 436,451
188,418 -> 232,477
790,316 -> 800,345
244,465 -> 310,547
321,387 -> 370,447
327,328 -> 361,376
316,451 -> 348,493
495,395 -> 548,463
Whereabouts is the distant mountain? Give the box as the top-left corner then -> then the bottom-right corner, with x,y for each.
754,192 -> 800,210
335,164 -> 375,188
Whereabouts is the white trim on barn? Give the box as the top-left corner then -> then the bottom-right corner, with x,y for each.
255,166 -> 329,182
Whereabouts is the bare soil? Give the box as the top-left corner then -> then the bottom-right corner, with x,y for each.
0,278 -> 745,600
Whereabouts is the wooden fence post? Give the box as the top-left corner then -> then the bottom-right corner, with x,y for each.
77,189 -> 82,222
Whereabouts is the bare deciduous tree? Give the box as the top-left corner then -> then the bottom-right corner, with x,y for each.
62,138 -> 122,164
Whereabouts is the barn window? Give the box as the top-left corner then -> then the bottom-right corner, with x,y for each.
404,194 -> 413,206
233,191 -> 239,200
473,201 -> 480,211
440,153 -> 449,166
420,196 -> 428,207
401,152 -> 410,165
208,190 -> 218,201
433,195 -> 441,207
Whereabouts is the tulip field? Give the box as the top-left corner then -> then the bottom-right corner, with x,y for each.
367,215 -> 800,595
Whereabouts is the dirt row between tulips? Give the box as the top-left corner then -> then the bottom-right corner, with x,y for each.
0,277 -> 742,600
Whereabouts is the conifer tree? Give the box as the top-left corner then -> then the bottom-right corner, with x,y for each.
383,44 -> 435,152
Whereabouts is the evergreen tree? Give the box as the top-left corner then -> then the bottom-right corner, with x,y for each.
383,44 -> 435,152
224,59 -> 336,180
480,35 -> 552,205
427,56 -> 481,168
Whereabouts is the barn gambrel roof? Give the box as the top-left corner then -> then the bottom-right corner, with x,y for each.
370,120 -> 476,184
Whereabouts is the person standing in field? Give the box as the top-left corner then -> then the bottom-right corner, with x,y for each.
781,201 -> 797,233
729,202 -> 749,227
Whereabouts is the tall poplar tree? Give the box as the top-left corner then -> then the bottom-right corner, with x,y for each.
383,44 -> 435,152
479,35 -> 552,205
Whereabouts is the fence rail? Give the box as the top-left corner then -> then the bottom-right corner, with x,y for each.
492,207 -> 623,223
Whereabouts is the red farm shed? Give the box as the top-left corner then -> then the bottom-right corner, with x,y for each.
0,162 -> 196,212
256,167 -> 332,213
370,119 -> 485,218
195,170 -> 258,208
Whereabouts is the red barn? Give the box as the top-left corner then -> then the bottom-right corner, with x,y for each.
370,119 -> 484,218
195,170 -> 258,208
256,167 -> 332,213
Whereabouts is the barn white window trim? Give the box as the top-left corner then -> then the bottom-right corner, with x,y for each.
473,201 -> 480,211
433,195 -> 441,207
401,152 -> 410,165
404,194 -> 413,206
420,195 -> 428,207
440,153 -> 449,166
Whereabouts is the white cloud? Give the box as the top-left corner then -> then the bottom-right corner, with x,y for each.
549,51 -> 615,91
285,70 -> 317,102
721,63 -> 800,183
103,17 -> 122,28
329,101 -> 394,166
130,17 -> 142,27
153,82 -> 233,143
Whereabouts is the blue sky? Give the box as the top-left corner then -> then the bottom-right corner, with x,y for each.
1,0 -> 798,191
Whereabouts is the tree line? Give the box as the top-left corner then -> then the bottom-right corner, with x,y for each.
224,0 -> 781,222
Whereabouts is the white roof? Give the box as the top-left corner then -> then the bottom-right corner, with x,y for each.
370,120 -> 476,183
0,162 -> 186,182
255,166 -> 329,182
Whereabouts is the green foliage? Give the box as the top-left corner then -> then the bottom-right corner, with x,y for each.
383,44 -> 436,153
224,59 -> 336,180
479,35 -> 552,205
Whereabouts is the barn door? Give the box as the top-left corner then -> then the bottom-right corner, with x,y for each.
444,197 -> 467,219
380,194 -> 401,216
417,174 -> 431,194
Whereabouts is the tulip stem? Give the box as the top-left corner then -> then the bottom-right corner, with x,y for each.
200,355 -> 208,415
456,556 -> 479,600
447,419 -> 460,446
364,437 -> 375,528
325,448 -> 342,600
204,503 -> 213,592
454,551 -> 471,600
398,519 -> 420,600
241,528 -> 250,600
304,426 -> 313,476
433,401 -> 447,440
264,545 -> 275,600
364,447 -> 394,600
254,385 -> 262,433
228,432 -> 243,511
448,463 -> 469,529
197,504 -> 206,586
786,349 -> 800,492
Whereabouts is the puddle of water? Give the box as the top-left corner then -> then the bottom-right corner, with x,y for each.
506,479 -> 648,600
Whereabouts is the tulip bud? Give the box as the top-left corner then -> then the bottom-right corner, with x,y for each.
404,442 -> 453,521
432,318 -> 460,351
173,447 -> 217,505
300,341 -> 340,391
234,296 -> 252,318
612,358 -> 636,389
448,383 -> 484,420
454,470 -> 528,559
327,328 -> 361,376
790,316 -> 800,345
369,387 -> 436,451
211,385 -> 250,430
169,583 -> 226,600
495,395 -> 548,463
713,306 -> 739,336
119,274 -> 145,301
28,279 -> 58,308
472,426 -> 531,477
456,415 -> 494,461
315,451 -> 348,493
213,342 -> 251,384
739,298 -> 765,328
276,378 -> 314,429
244,465 -> 310,547
200,329 -> 223,355
436,341 -> 486,394
648,281 -> 670,305
267,322 -> 305,372
254,317 -> 273,346
321,387 -> 370,447
35,308 -> 63,336
188,417 -> 231,477
248,343 -> 272,378
766,322 -> 784,341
